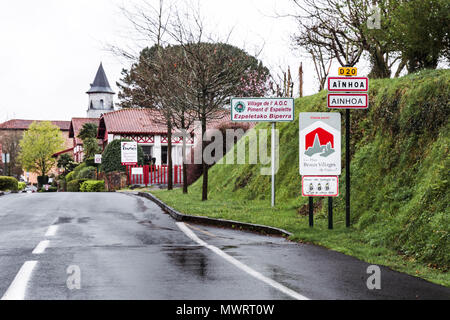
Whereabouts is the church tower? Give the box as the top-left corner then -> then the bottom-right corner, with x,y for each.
86,63 -> 115,118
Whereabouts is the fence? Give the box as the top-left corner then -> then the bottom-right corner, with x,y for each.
126,165 -> 183,186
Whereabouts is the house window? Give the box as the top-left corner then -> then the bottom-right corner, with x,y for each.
100,99 -> 104,109
161,146 -> 168,165
142,146 -> 153,165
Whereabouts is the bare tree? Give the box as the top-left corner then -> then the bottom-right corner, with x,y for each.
292,0 -> 403,77
168,8 -> 271,201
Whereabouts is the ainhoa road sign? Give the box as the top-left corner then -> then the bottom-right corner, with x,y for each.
327,77 -> 368,92
327,93 -> 369,109
231,98 -> 294,122
299,113 -> 341,176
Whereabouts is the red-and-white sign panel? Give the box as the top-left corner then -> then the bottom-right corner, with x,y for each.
327,77 -> 369,92
302,176 -> 339,197
327,93 -> 368,109
299,113 -> 341,176
121,141 -> 138,165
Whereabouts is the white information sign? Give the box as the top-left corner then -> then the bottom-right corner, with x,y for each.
131,167 -> 143,175
121,142 -> 138,165
327,93 -> 368,109
94,154 -> 102,164
231,98 -> 294,122
302,176 -> 339,197
299,113 -> 341,176
327,77 -> 369,92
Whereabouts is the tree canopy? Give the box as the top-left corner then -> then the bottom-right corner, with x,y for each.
18,121 -> 65,176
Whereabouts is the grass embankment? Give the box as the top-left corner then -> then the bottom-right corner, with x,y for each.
151,69 -> 449,287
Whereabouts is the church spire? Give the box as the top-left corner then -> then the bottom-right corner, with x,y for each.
86,62 -> 115,94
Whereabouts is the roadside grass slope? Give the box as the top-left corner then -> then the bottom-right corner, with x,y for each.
153,69 -> 450,286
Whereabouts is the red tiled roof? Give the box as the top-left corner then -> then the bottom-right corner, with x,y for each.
97,108 -> 237,140
69,118 -> 100,146
100,108 -> 168,134
0,119 -> 71,131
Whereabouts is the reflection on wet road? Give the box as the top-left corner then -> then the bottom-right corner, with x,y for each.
0,192 -> 448,300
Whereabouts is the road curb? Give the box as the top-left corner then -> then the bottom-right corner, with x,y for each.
137,192 -> 293,238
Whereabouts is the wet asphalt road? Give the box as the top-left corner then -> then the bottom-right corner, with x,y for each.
0,192 -> 449,300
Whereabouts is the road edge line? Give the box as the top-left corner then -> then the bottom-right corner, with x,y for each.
176,222 -> 309,301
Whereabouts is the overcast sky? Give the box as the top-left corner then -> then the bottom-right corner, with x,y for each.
0,0 -> 349,122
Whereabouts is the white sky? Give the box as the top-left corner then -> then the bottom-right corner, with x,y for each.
0,0 -> 355,122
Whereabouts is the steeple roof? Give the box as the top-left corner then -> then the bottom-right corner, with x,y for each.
86,63 -> 115,94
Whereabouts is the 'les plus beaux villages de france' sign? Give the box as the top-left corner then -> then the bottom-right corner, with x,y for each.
299,113 -> 341,176
231,98 -> 294,122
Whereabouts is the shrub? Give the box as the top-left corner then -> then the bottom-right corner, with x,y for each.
72,163 -> 87,179
66,179 -> 87,192
102,139 -> 144,173
78,166 -> 97,179
18,182 -> 26,191
66,171 -> 75,182
0,176 -> 18,191
58,179 -> 66,192
80,180 -> 105,192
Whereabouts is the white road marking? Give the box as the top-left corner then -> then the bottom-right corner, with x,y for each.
32,240 -> 50,254
1,261 -> 38,300
176,222 -> 309,300
45,225 -> 58,237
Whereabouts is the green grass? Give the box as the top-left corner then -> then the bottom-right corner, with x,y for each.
148,69 -> 449,287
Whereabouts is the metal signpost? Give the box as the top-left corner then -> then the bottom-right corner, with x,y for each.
299,113 -> 341,229
327,69 -> 369,227
231,97 -> 295,207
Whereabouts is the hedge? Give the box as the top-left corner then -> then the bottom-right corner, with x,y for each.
66,179 -> 87,192
18,182 -> 26,191
0,176 -> 18,191
65,171 -> 75,182
80,180 -> 105,192
78,166 -> 97,179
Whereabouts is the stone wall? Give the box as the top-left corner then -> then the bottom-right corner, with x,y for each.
99,171 -> 128,191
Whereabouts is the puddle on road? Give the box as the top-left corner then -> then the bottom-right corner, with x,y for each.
54,217 -> 74,224
138,220 -> 175,231
77,217 -> 91,224
54,217 -> 92,224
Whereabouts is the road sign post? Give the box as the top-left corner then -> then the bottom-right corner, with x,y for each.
327,69 -> 369,228
231,97 -> 294,208
300,113 -> 341,227
271,122 -> 276,207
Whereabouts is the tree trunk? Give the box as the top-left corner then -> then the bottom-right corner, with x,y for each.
201,115 -> 208,201
167,119 -> 173,190
182,126 -> 188,194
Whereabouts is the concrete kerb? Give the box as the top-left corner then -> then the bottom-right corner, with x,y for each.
137,192 -> 293,238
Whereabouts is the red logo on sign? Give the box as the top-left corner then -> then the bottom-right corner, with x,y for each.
305,128 -> 334,149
